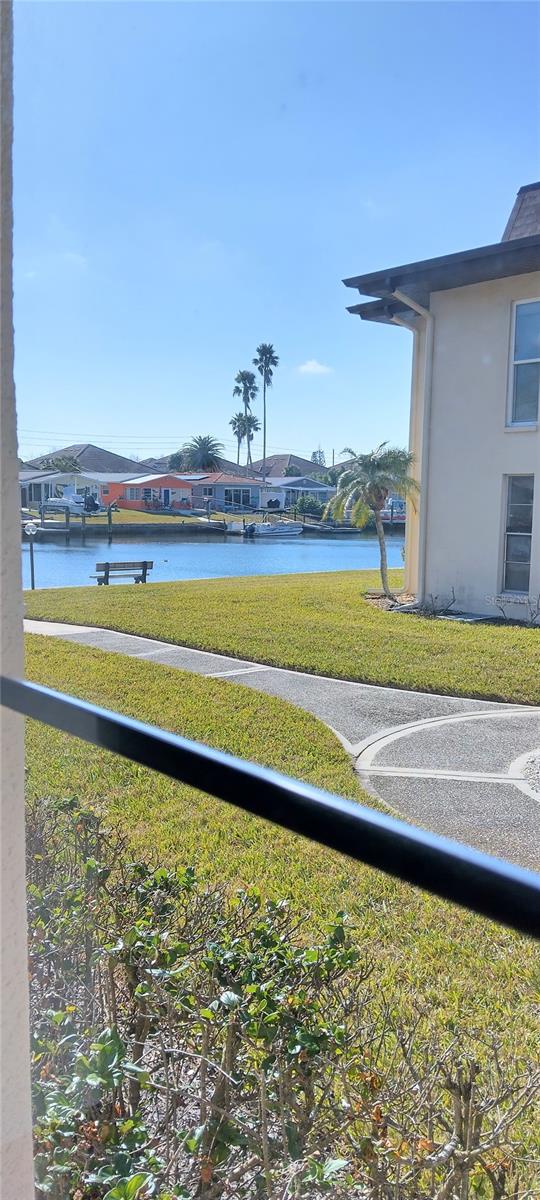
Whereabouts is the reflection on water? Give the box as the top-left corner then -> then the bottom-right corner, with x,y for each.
21,532 -> 405,589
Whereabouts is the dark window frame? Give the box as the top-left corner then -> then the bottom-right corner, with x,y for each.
503,474 -> 534,593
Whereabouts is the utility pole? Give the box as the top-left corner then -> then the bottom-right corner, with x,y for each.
332,448 -> 335,467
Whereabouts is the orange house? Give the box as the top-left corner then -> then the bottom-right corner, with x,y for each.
105,473 -> 195,512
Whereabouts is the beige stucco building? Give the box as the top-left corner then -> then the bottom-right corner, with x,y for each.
345,184 -> 540,618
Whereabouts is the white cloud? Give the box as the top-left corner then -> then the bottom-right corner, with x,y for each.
297,359 -> 333,376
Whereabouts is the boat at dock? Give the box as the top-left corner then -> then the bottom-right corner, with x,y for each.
242,520 -> 303,538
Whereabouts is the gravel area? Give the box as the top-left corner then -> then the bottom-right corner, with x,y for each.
523,749 -> 540,796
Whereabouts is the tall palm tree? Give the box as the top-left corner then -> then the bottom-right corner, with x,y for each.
243,413 -> 261,468
229,412 -> 246,466
252,343 -> 279,482
327,443 -> 419,599
175,435 -> 224,472
233,371 -> 258,465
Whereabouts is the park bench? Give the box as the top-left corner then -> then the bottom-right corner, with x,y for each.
91,560 -> 154,585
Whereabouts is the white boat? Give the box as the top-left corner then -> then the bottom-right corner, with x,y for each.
243,520 -> 303,538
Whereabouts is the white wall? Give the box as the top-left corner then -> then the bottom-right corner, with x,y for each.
423,272 -> 540,615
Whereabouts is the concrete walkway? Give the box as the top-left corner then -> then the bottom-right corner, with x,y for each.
25,619 -> 540,870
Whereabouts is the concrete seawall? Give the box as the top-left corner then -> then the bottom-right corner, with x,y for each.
22,521 -> 228,540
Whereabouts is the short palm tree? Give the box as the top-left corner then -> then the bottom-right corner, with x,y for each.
243,413 -> 261,467
252,343 -> 279,481
233,371 -> 258,465
229,412 -> 246,466
327,443 -> 419,599
177,435 -> 224,472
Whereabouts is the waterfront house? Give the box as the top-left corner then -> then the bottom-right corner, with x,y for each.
20,467 -> 102,508
190,473 -> 262,511
344,182 -> 540,617
263,476 -> 336,509
105,473 -> 197,512
80,472 -> 147,505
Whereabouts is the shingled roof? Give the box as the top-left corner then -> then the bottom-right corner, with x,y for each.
502,182 -> 540,241
250,453 -> 318,477
29,443 -> 142,473
141,453 -> 247,475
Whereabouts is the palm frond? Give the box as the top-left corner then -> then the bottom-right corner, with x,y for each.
350,498 -> 370,529
325,494 -> 345,522
181,434 -> 224,471
333,444 -> 418,513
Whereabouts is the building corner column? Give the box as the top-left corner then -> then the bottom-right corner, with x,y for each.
0,2 -> 35,1195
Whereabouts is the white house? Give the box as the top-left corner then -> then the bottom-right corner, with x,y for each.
344,183 -> 540,617
19,467 -> 102,507
263,476 -> 336,509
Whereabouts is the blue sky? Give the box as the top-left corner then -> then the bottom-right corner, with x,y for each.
14,1 -> 540,466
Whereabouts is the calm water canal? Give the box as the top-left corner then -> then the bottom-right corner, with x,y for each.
21,532 -> 405,590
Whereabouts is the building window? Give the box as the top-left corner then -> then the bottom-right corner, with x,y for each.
102,486 -> 109,496
202,487 -> 214,497
503,475 -> 534,592
126,487 -> 141,500
224,488 -> 252,506
510,301 -> 540,424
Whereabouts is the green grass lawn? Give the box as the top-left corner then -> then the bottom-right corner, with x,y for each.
25,507 -> 195,525
92,508 -> 188,523
87,510 -> 269,525
26,569 -> 540,704
25,634 -> 538,1054
85,508 -> 220,524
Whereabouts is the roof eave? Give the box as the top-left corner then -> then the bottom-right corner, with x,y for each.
346,298 -> 415,325
343,233 -> 540,303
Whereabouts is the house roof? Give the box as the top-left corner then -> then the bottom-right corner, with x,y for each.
191,472 -> 261,486
121,473 -> 199,486
139,455 -> 170,472
19,468 -> 99,485
345,184 -> 540,323
80,471 -> 143,484
502,182 -> 540,241
250,453 -> 318,477
344,234 -> 540,321
28,443 -> 143,473
140,453 -> 248,475
265,475 -> 334,490
20,468 -> 53,481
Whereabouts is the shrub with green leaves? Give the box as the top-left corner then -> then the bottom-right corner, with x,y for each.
295,495 -> 324,518
28,797 -> 539,1199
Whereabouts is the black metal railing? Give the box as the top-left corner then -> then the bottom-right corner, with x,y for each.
2,674 -> 540,940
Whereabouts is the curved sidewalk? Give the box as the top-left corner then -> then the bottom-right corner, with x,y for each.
24,619 -> 540,870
